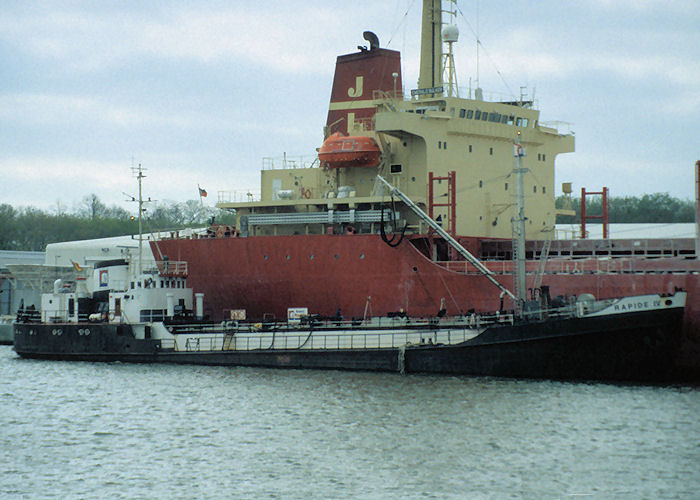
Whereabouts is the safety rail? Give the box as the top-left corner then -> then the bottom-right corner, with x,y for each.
217,190 -> 261,203
158,303 -> 599,354
438,257 -> 700,276
261,155 -> 318,170
154,260 -> 187,276
160,327 -> 479,353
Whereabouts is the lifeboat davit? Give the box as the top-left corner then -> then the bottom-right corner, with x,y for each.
318,132 -> 381,168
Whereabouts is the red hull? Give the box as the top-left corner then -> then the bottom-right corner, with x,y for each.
154,234 -> 700,376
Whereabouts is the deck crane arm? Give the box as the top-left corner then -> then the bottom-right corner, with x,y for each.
376,175 -> 516,301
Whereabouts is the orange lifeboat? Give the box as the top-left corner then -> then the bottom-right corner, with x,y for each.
318,132 -> 381,168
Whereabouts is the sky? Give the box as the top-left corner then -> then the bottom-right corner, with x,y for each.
1,0 -> 699,214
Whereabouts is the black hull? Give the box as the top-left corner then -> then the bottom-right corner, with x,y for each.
13,308 -> 687,382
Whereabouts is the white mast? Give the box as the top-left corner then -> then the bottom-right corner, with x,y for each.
441,1 -> 459,97
512,134 -> 528,316
130,163 -> 146,276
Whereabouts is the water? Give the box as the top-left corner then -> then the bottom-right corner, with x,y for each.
1,346 -> 698,499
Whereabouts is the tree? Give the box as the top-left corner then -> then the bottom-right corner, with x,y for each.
556,193 -> 695,224
79,194 -> 107,220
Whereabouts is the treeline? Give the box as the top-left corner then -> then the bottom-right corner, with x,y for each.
2,192 -> 694,251
1,194 -> 234,251
555,193 -> 695,224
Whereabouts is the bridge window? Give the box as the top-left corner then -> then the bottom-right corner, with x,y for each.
391,164 -> 402,173
475,110 -> 481,120
459,109 -> 466,118
467,110 -> 474,119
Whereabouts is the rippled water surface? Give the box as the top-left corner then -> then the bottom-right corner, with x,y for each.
1,346 -> 698,499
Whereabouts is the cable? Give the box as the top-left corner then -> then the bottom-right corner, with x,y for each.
455,3 -> 517,99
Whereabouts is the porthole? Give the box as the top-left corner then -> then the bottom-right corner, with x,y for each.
285,255 -> 290,260
334,254 -> 339,259
412,266 -> 418,272
360,253 -> 365,259
264,255 -> 268,260
309,254 -> 314,260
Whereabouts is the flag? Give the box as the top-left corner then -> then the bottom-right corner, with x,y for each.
198,186 -> 208,198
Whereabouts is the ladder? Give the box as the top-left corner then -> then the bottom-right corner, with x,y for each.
533,238 -> 552,291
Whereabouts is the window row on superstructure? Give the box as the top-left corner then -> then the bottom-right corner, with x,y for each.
130,279 -> 186,289
456,108 -> 530,127
405,105 -> 530,128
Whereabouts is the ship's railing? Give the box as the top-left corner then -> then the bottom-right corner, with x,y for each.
351,117 -> 374,132
158,304 -> 587,353
372,86 -> 539,110
153,261 -> 188,277
539,120 -> 574,136
160,327 -> 480,352
218,190 -> 261,203
261,155 -> 318,171
438,256 -> 699,276
372,89 -> 404,101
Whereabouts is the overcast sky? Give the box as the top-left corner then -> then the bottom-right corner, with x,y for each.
2,0 -> 699,214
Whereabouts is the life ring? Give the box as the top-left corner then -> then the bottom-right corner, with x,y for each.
302,188 -> 312,199
216,226 -> 225,238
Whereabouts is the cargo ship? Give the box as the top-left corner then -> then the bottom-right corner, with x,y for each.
152,0 -> 700,378
13,246 -> 688,382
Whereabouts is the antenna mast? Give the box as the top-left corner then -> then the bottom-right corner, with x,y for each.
441,0 -> 459,97
476,0 -> 480,91
512,134 -> 527,316
131,164 -> 146,275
